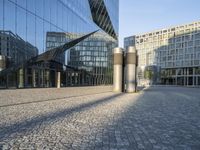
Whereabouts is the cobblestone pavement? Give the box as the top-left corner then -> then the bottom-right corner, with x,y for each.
0,86 -> 200,150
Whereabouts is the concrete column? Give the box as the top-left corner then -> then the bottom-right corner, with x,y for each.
65,72 -> 68,87
24,68 -> 28,87
82,72 -> 85,85
175,69 -> 178,85
39,69 -> 44,87
32,69 -> 36,88
193,68 -> 195,86
56,72 -> 61,88
184,68 -> 186,86
125,46 -> 137,93
6,74 -> 8,88
46,70 -> 50,87
113,47 -> 123,92
0,55 -> 7,71
18,68 -> 24,88
70,73 -> 72,86
78,73 -> 81,85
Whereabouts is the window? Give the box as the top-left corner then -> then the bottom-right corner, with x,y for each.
163,30 -> 167,33
188,41 -> 193,47
7,48 -> 9,56
194,60 -> 199,65
195,33 -> 200,39
195,40 -> 200,46
176,37 -> 182,42
189,68 -> 193,75
171,28 -> 175,31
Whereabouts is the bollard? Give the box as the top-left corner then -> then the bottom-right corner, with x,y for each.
18,68 -> 24,88
113,47 -> 123,92
125,46 -> 137,93
56,72 -> 61,88
32,69 -> 36,88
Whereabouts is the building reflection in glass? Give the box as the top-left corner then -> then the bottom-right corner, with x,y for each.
0,0 -> 119,88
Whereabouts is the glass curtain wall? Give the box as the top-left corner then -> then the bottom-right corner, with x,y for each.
0,0 -> 119,88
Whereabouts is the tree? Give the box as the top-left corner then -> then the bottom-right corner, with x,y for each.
144,69 -> 154,80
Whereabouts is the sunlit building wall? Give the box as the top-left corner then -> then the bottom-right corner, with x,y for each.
124,21 -> 200,86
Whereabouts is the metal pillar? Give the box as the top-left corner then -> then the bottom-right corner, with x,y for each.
82,72 -> 85,85
39,69 -> 44,87
196,75 -> 198,86
46,70 -> 50,87
32,69 -> 36,88
65,72 -> 68,87
175,69 -> 178,85
70,73 -> 72,86
125,46 -> 137,93
24,68 -> 28,87
18,68 -> 24,88
113,47 -> 123,92
193,68 -> 195,86
56,72 -> 61,88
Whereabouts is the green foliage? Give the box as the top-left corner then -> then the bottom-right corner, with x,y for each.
144,69 -> 154,80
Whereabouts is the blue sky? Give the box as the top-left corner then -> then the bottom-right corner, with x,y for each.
119,0 -> 200,47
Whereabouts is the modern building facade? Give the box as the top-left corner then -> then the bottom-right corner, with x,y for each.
0,31 -> 38,71
45,31 -> 117,86
67,32 -> 116,85
124,36 -> 135,51
124,21 -> 200,86
46,32 -> 67,64
0,0 -> 119,88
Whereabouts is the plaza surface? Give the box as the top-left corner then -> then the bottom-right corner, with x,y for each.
0,86 -> 200,150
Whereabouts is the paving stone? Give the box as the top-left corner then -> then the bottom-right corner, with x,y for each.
0,86 -> 200,149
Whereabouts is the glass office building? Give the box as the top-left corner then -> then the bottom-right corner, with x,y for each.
67,32 -> 116,85
0,0 -> 119,88
124,36 -> 135,51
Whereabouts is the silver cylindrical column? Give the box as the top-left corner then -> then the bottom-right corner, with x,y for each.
125,46 -> 137,93
0,55 -> 7,71
56,72 -> 61,88
32,69 -> 36,88
18,68 -> 24,88
113,47 -> 123,92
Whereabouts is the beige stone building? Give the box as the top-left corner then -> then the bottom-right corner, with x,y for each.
124,21 -> 200,86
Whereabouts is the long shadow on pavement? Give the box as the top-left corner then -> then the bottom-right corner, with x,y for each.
95,86 -> 200,150
0,93 -> 124,141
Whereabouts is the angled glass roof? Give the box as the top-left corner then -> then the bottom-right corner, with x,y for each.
88,0 -> 118,40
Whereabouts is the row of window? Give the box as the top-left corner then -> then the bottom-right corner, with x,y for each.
159,60 -> 200,67
69,61 -> 108,67
136,22 -> 200,39
136,32 -> 200,44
